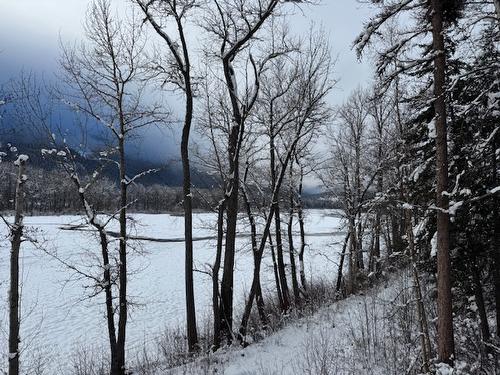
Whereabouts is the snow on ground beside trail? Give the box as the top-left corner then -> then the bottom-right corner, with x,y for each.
0,209 -> 344,373
167,272 -> 421,375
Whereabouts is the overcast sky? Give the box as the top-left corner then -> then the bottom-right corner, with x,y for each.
0,0 -> 375,164
0,0 -> 374,97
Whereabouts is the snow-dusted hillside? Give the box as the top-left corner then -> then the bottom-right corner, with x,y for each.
164,270 -> 478,375
163,271 -> 423,375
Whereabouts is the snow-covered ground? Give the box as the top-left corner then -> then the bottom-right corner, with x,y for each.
0,209 -> 345,373
166,270 -> 425,375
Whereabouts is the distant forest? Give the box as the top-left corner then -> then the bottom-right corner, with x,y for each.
0,160 -> 336,214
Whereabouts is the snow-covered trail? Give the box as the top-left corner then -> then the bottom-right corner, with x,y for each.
222,286 -> 397,375
168,272 -> 418,375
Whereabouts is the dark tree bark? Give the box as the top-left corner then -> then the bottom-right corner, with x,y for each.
242,164 -> 268,326
8,156 -> 27,375
135,1 -> 199,351
470,249 -> 490,345
116,131 -> 128,375
348,215 -> 358,294
98,230 -> 118,371
335,232 -> 351,296
296,164 -> 307,291
405,208 -> 432,373
430,0 -> 455,364
274,205 -> 290,311
371,115 -> 384,271
181,51 -> 198,355
269,234 -> 284,309
492,135 -> 500,338
212,202 -> 225,350
287,212 -> 300,304
238,140 -> 300,340
287,161 -> 301,304
270,129 -> 290,311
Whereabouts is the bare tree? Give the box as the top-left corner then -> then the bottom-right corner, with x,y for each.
238,29 -> 333,341
59,1 -> 165,372
202,0 -> 293,344
366,86 -> 393,272
326,89 -> 375,294
134,0 -> 200,352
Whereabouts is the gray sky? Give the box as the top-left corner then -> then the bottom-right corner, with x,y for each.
0,0 -> 375,163
0,0 -> 374,98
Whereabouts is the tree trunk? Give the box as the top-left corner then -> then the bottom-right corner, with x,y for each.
99,230 -> 119,373
116,136 -> 128,375
492,135 -> 500,338
406,209 -> 432,373
288,163 -> 300,305
274,205 -> 290,311
220,57 -> 244,343
241,166 -> 268,327
347,215 -> 358,294
269,130 -> 289,311
335,232 -> 351,296
8,157 -> 27,375
212,202 -> 225,350
470,251 -> 491,345
356,215 -> 364,270
269,235 -> 284,309
430,0 -> 455,364
371,167 -> 383,272
182,78 -> 198,352
296,168 -> 307,291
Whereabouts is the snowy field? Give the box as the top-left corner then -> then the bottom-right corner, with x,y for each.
0,209 -> 345,373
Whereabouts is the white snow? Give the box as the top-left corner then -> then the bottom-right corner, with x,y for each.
8,352 -> 17,360
427,118 -> 436,139
169,271 -> 429,375
430,231 -> 437,257
0,210 -> 344,373
448,200 -> 463,216
13,154 -> 29,166
489,186 -> 500,194
41,149 -> 57,156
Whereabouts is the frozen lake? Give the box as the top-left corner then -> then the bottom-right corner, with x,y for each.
0,209 -> 345,372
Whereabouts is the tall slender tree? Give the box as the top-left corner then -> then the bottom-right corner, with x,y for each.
60,1 -> 164,371
134,0 -> 200,352
430,0 -> 454,363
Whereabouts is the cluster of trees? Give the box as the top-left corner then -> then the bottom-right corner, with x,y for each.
1,0 -> 499,374
2,0 -> 329,374
322,0 -> 499,371
0,162 -> 218,213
